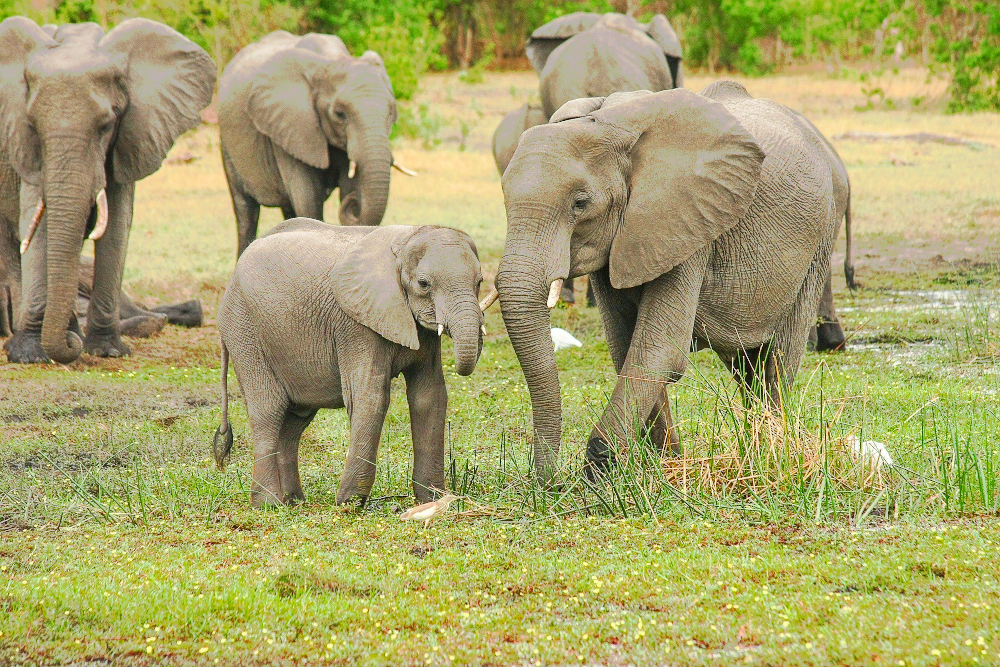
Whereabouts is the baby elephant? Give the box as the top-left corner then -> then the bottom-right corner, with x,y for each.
213,219 -> 486,507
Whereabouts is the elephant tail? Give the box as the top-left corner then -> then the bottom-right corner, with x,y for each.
213,342 -> 234,471
844,188 -> 856,290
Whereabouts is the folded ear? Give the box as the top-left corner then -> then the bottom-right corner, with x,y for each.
644,15 -> 683,86
0,17 -> 55,184
330,225 -> 420,350
549,96 -> 605,123
525,12 -> 602,73
591,89 -> 765,289
247,47 -> 332,169
100,19 -> 216,183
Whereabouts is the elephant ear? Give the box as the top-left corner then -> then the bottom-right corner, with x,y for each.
0,17 -> 55,184
330,225 -> 421,350
525,12 -> 602,74
644,15 -> 683,86
100,19 -> 216,183
550,96 -> 604,123
591,89 -> 765,289
246,47 -> 331,169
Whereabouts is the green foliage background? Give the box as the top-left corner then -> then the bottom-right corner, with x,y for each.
0,0 -> 997,108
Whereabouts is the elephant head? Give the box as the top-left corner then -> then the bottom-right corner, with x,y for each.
248,37 -> 398,227
330,226 -> 484,376
526,12 -> 683,87
0,17 -> 214,363
496,89 -> 764,477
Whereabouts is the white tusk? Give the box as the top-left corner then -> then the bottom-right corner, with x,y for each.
19,199 -> 46,255
481,324 -> 487,337
88,189 -> 108,240
547,279 -> 564,309
392,162 -> 417,177
437,324 -> 444,336
348,160 -> 357,179
479,286 -> 499,312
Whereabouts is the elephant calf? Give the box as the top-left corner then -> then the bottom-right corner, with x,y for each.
213,219 -> 485,507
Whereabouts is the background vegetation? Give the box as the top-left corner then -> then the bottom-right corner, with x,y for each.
1,0 -> 997,108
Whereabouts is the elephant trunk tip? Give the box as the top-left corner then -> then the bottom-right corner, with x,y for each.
43,330 -> 84,365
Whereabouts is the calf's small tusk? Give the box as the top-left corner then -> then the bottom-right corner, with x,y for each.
348,160 -> 357,179
19,199 -> 46,255
479,286 -> 499,312
547,279 -> 564,309
392,162 -> 417,177
437,324 -> 444,336
481,324 -> 487,337
88,189 -> 108,240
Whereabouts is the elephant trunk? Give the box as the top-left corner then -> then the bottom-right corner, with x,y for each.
496,236 -> 563,480
348,126 -> 393,227
41,160 -> 98,364
448,298 -> 483,377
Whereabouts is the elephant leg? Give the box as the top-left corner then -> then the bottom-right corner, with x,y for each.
224,154 -> 261,258
0,217 -> 20,337
561,277 -> 575,304
85,181 -> 134,358
589,266 -> 638,373
4,184 -> 49,363
116,287 -> 167,338
814,272 -> 846,352
585,279 -> 596,308
276,408 -> 316,505
275,150 -> 326,221
280,204 -> 296,221
404,351 -> 447,503
721,343 -> 781,408
586,260 -> 705,474
336,342 -> 393,504
242,374 -> 288,508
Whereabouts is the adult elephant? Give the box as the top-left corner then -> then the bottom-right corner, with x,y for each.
0,18 -> 215,364
220,31 -> 409,257
524,11 -> 683,304
490,87 -> 839,480
701,81 -> 856,352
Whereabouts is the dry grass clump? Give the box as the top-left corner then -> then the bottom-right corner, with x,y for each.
661,404 -> 890,504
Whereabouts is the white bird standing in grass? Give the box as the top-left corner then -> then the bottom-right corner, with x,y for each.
849,436 -> 894,468
400,494 -> 459,528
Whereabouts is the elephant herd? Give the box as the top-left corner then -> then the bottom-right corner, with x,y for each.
0,12 -> 858,507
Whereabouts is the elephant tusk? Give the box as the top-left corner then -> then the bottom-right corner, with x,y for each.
88,189 -> 108,240
479,286 -> 499,312
392,162 -> 417,177
437,323 -> 444,336
19,199 -> 46,255
481,324 -> 487,337
547,279 -> 564,309
348,160 -> 357,179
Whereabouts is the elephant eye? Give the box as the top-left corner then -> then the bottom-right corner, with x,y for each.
572,196 -> 590,213
417,278 -> 431,290
334,109 -> 347,121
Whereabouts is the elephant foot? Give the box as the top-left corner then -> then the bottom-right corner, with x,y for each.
3,330 -> 50,364
815,321 -> 846,352
120,313 -> 168,339
583,436 -> 616,482
335,482 -> 372,506
151,300 -> 203,328
83,330 -> 131,358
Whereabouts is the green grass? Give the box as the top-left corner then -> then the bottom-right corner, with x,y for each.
2,69 -> 999,665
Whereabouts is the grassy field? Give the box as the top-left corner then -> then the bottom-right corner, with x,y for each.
2,69 -> 999,666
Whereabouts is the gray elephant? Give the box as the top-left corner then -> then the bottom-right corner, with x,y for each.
701,81 -> 856,352
489,86 -> 839,479
213,219 -> 485,507
492,103 -> 548,176
523,11 -> 683,305
0,18 -> 215,364
220,31 -> 411,257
